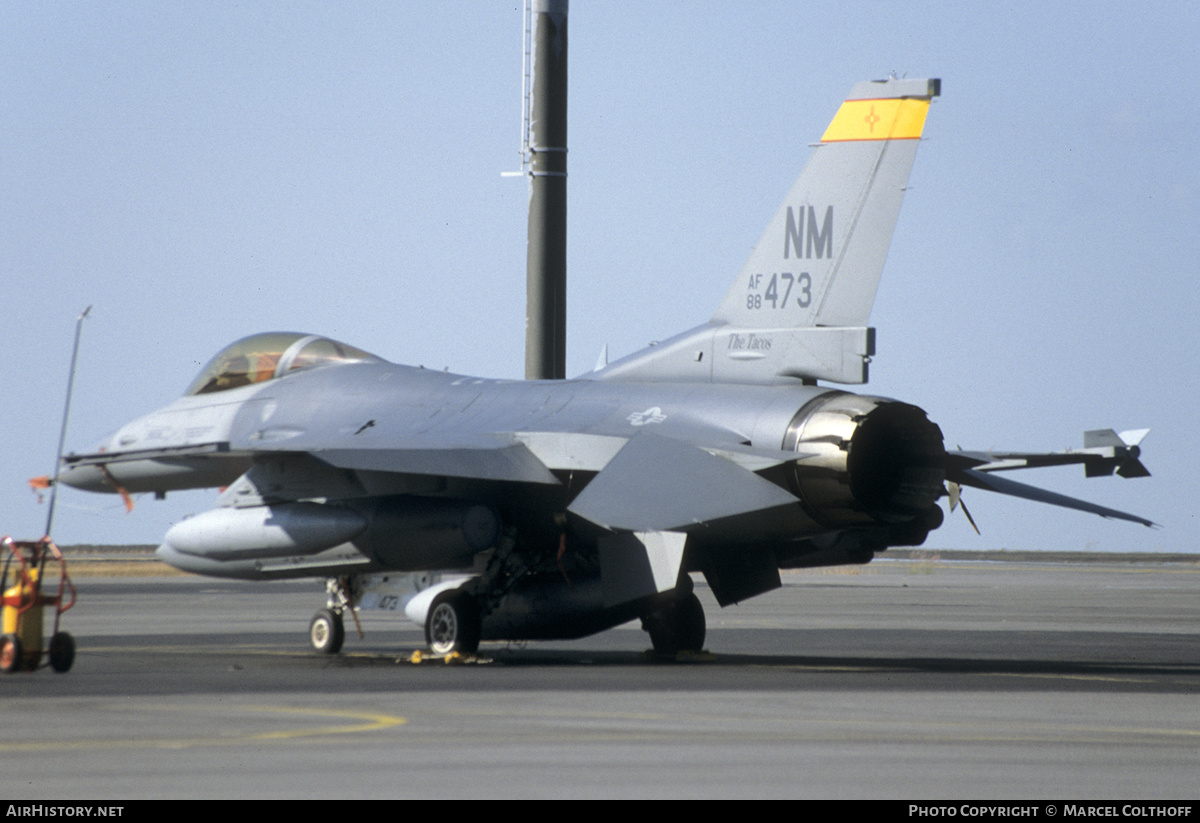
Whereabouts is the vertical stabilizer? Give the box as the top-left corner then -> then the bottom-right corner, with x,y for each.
596,78 -> 938,386
712,77 -> 939,328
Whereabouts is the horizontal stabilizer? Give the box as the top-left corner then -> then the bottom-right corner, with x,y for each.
568,432 -> 799,532
952,468 -> 1157,528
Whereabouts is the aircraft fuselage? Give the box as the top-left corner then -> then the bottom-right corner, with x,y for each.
63,354 -> 948,584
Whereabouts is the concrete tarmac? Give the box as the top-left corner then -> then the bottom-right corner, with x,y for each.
2,558 -> 1197,799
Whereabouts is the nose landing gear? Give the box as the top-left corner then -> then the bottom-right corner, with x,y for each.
309,608 -> 345,654
308,577 -> 360,655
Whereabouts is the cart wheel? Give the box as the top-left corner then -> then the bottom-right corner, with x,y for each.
48,632 -> 75,673
0,634 -> 22,674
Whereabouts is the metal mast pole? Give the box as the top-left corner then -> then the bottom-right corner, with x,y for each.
45,305 -> 91,539
524,0 -> 568,380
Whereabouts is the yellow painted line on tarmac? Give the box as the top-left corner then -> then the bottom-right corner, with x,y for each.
4,705 -> 406,752
245,706 -> 407,739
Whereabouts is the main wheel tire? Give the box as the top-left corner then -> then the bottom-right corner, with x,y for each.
0,634 -> 23,674
48,631 -> 75,673
425,591 -> 481,656
645,592 -> 706,655
674,591 -> 706,652
309,609 -> 345,655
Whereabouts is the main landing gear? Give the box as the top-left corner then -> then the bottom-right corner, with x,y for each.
641,589 -> 706,656
424,590 -> 481,656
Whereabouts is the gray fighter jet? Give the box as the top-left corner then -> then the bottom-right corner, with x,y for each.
60,78 -> 1152,657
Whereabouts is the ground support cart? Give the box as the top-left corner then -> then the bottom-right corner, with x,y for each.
1,536 -> 77,673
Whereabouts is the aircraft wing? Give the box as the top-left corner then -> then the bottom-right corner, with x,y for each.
566,432 -> 801,532
315,428 -> 806,530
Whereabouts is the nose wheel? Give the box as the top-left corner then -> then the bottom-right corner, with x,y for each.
307,576 -> 362,654
309,608 -> 345,654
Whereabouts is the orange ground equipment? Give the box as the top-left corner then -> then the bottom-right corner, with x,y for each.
1,536 -> 76,673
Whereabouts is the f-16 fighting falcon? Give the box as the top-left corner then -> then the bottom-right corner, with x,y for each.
60,78 -> 1153,657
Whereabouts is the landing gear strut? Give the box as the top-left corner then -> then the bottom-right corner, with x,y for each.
308,577 -> 360,654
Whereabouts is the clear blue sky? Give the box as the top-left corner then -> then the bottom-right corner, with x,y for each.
3,2 -> 1195,552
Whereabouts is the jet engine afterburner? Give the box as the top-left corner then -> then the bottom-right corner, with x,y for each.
782,392 -> 946,530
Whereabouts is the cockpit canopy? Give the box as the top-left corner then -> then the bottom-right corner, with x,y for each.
185,332 -> 382,396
